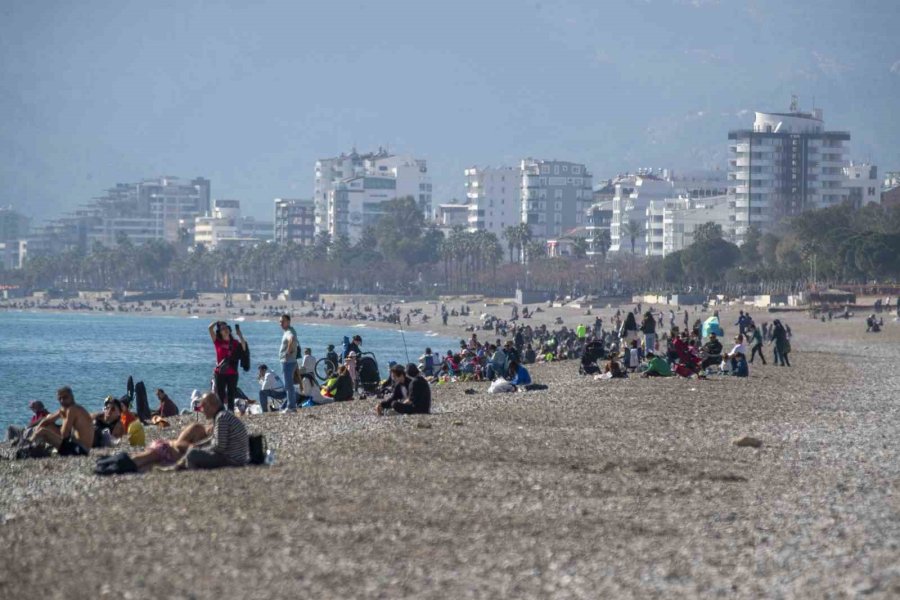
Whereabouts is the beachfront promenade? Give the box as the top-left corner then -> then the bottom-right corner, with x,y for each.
1,309 -> 898,598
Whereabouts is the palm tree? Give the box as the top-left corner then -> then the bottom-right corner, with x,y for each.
502,226 -> 519,263
516,223 -> 533,263
592,229 -> 611,262
621,220 -> 644,255
571,237 -> 588,259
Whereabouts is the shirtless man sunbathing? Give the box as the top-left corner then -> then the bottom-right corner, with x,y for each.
30,386 -> 94,456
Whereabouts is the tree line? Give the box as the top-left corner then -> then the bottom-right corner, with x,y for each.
3,198 -> 899,297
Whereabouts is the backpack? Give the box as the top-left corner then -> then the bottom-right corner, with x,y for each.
248,434 -> 267,465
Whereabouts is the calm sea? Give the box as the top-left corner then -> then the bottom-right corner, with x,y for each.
0,311 -> 457,431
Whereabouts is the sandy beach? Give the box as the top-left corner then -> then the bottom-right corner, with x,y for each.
1,302 -> 899,598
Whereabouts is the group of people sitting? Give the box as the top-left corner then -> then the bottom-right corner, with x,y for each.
7,386 -> 183,458
7,384 -> 253,474
416,337 -> 533,390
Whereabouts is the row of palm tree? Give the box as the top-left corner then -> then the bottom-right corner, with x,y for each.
439,227 -> 504,291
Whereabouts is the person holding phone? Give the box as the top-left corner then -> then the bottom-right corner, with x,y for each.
208,321 -> 247,412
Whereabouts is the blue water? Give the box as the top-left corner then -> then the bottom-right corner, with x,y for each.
0,311 -> 457,431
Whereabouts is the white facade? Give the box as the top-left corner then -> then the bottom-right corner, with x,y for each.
329,176 -> 398,242
609,174 -> 675,254
464,166 -> 520,237
843,163 -> 879,208
436,204 -> 470,228
314,148 -> 430,238
643,195 -> 733,256
194,200 -> 240,249
728,107 -> 849,242
520,158 -> 593,240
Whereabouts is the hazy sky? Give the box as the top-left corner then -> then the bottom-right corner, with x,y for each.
2,0 -> 899,221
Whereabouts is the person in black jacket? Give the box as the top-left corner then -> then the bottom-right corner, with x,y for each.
377,364 -> 431,415
700,333 -> 723,370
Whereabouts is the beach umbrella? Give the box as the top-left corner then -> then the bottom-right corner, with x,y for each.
702,316 -> 724,339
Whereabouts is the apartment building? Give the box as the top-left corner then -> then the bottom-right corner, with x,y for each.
274,198 -> 316,246
463,166 -> 520,237
314,148 -> 431,239
728,105 -> 849,242
520,158 -> 593,240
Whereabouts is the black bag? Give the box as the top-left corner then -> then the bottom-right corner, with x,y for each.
248,434 -> 267,465
240,343 -> 251,372
135,381 -> 152,424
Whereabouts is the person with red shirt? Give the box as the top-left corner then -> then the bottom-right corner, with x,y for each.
208,321 -> 248,412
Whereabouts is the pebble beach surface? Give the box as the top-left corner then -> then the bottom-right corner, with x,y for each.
1,310 -> 899,599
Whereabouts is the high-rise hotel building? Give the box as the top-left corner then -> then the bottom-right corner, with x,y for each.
728,107 -> 849,242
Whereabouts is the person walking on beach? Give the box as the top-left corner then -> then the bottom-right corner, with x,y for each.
208,320 -> 247,412
771,319 -> 791,367
278,314 -> 299,413
748,324 -> 767,365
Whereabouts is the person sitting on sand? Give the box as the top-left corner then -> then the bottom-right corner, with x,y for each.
730,352 -> 749,377
7,400 -> 50,443
256,364 -> 286,412
376,364 -> 410,415
152,389 -> 179,418
508,360 -> 532,387
92,397 -> 126,447
113,392 -> 247,472
119,396 -> 138,431
29,386 -> 95,456
700,333 -> 723,370
725,334 -> 746,370
322,364 -> 354,402
604,357 -> 627,378
641,351 -> 673,378
377,364 -> 431,415
523,344 -> 536,364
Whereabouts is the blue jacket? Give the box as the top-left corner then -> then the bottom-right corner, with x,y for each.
510,365 -> 532,386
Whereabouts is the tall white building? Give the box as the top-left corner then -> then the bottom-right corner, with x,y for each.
521,158 -> 593,240
728,105 -> 849,242
464,166 -> 520,237
314,148 -> 431,239
609,173 -> 675,254
843,162 -> 879,209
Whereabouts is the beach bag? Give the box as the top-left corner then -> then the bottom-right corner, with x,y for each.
248,434 -> 267,465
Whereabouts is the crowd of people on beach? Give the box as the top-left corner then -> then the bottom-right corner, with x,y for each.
3,300 -> 801,475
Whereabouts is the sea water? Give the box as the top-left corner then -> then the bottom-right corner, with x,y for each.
0,311 -> 458,431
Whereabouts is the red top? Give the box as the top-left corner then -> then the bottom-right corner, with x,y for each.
214,338 -> 239,376
29,410 -> 49,426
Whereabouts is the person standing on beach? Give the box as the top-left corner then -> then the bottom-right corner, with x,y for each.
278,314 -> 299,413
208,321 -> 247,412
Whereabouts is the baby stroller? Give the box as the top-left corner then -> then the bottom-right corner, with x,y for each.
356,353 -> 381,395
579,340 -> 606,375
